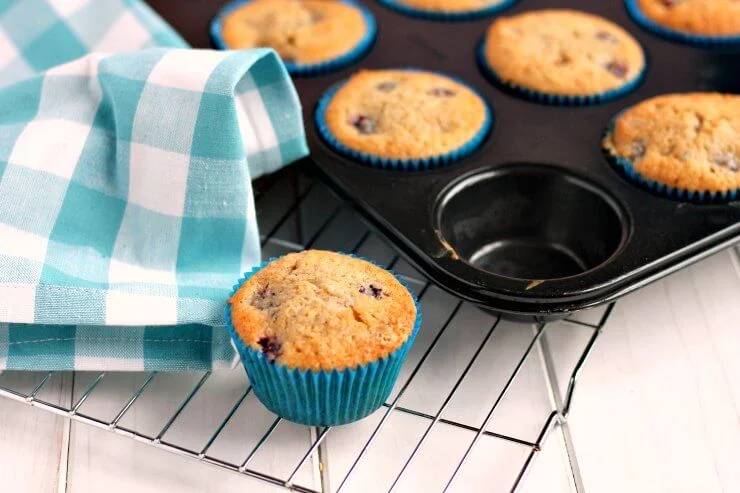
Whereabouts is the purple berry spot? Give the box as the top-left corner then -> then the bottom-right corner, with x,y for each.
258,286 -> 275,298
370,284 -> 383,299
713,153 -> 739,172
350,115 -> 377,135
428,87 -> 456,97
629,140 -> 646,161
258,336 -> 282,362
309,11 -> 323,23
376,81 -> 397,92
595,31 -> 618,43
359,284 -> 384,299
606,61 -> 629,79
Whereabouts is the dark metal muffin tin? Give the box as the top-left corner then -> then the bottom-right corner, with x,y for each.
156,0 -> 740,320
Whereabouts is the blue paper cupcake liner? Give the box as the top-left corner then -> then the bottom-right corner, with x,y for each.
225,253 -> 423,426
210,0 -> 377,77
377,0 -> 517,21
477,38 -> 646,106
625,0 -> 740,49
315,69 -> 493,171
602,114 -> 739,204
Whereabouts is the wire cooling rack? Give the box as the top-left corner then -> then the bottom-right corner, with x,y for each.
0,166 -> 613,492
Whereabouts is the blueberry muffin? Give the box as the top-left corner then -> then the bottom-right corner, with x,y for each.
603,93 -> 740,199
217,0 -> 374,72
382,0 -> 513,17
631,0 -> 740,37
227,250 -> 421,425
481,10 -> 645,102
318,69 -> 491,168
230,250 -> 417,370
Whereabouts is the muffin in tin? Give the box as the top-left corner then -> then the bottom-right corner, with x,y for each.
227,250 -> 421,426
603,93 -> 740,202
480,9 -> 646,104
213,0 -> 376,75
378,0 -> 516,20
316,69 -> 492,170
626,0 -> 740,46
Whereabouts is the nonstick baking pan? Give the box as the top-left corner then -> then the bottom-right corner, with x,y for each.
151,0 -> 740,320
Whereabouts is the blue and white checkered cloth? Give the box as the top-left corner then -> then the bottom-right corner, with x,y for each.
0,0 -> 308,371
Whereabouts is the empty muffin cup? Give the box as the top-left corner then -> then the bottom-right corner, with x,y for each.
436,164 -> 628,280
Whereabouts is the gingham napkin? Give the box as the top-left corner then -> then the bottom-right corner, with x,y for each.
0,0 -> 308,370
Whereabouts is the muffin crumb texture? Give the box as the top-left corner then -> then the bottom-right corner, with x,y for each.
394,0 -> 507,13
484,9 -> 645,96
220,0 -> 367,64
324,69 -> 488,161
604,93 -> 740,193
229,251 -> 417,371
636,0 -> 740,36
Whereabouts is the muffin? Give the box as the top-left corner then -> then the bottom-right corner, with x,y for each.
626,0 -> 740,46
481,10 -> 646,104
212,0 -> 376,75
379,0 -> 516,20
603,93 -> 740,202
316,69 -> 491,169
227,250 -> 421,425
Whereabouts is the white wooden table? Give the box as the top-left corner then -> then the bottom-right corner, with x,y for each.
1,177 -> 738,493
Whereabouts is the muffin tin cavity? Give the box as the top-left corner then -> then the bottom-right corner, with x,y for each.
436,165 -> 627,280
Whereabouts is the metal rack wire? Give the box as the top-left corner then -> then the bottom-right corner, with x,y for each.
0,166 -> 614,492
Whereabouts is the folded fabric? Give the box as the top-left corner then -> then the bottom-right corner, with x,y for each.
0,0 -> 308,371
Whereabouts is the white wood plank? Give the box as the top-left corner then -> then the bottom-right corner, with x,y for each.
399,424 -> 529,493
539,319 -> 600,402
72,372 -> 153,423
396,303 -> 498,415
155,368 -> 251,451
66,423 -> 287,493
389,285 -> 462,401
325,408 -> 425,491
74,371 -> 206,438
323,407 -> 532,493
568,249 -> 740,493
518,426 -> 574,493
443,320 -> 553,444
0,371 -> 72,493
69,368 -> 317,491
